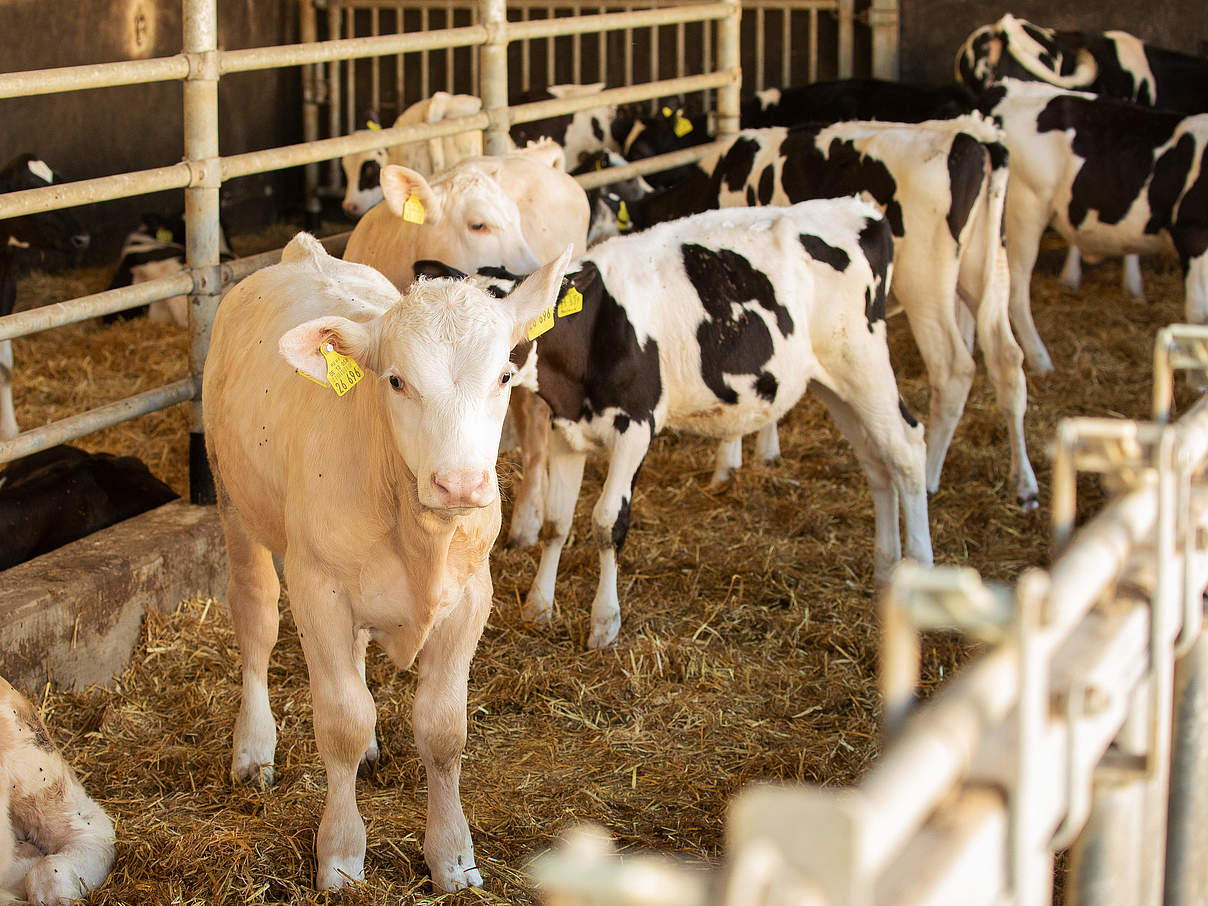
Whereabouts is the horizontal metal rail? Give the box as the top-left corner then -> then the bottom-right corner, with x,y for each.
0,378 -> 196,463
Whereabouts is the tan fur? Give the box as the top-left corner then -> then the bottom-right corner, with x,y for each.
0,677 -> 115,905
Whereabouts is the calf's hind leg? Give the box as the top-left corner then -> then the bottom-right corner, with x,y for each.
523,430 -> 587,625
220,505 -> 282,786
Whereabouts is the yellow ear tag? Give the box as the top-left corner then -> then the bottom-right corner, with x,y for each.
673,113 -> 693,138
403,193 -> 425,225
304,343 -> 364,396
617,200 -> 632,231
557,286 -> 583,318
526,306 -> 555,341
661,106 -> 673,118
366,119 -> 382,131
155,227 -> 174,242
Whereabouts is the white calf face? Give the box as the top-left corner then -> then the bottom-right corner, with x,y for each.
342,148 -> 389,218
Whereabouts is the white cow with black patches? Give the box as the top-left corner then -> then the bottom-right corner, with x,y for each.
632,118 -> 1037,509
981,79 -> 1208,373
433,200 -> 933,649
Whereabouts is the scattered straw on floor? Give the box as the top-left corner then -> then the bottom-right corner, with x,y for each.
15,230 -> 1199,904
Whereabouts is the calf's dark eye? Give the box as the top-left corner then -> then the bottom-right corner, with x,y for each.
500,372 -> 512,386
389,375 -> 403,390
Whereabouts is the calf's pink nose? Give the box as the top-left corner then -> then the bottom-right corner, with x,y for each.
430,469 -> 493,508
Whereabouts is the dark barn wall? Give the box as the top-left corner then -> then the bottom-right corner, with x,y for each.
0,0 -> 301,257
900,0 -> 1207,85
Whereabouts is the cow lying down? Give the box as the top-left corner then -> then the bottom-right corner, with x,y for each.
1,676 -> 115,905
423,199 -> 933,649
204,232 -> 571,891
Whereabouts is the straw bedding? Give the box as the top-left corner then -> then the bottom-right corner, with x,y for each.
9,230 -> 1196,904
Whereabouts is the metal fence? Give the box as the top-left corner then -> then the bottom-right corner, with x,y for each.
532,323 -> 1208,906
0,0 -> 766,500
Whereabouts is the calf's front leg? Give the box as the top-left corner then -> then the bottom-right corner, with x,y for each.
523,430 -> 586,624
413,580 -> 490,891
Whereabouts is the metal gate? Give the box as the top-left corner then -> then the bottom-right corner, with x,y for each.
532,325 -> 1208,906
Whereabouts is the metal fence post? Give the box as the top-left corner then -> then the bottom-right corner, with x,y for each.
1165,632 -> 1208,905
480,0 -> 510,156
183,0 -> 221,504
716,0 -> 741,140
869,0 -> 898,81
300,0 -> 323,231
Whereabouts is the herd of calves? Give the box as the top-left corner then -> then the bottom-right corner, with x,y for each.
4,12 -> 1208,902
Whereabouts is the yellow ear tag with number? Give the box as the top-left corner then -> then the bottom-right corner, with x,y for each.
155,227 -> 174,242
300,343 -> 364,396
366,119 -> 382,131
526,306 -> 555,341
403,193 -> 425,224
557,286 -> 583,318
672,113 -> 693,137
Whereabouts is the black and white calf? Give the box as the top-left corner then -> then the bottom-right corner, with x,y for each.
981,79 -> 1208,373
104,213 -> 233,326
569,150 -> 654,245
0,155 -> 90,441
510,83 -> 630,166
608,117 -> 1037,509
429,200 -> 932,648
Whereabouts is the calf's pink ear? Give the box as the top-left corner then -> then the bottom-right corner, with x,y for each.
381,165 -> 440,222
279,315 -> 380,382
508,244 -> 576,347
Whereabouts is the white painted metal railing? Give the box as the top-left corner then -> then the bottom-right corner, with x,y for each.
533,324 -> 1208,906
0,0 -> 748,500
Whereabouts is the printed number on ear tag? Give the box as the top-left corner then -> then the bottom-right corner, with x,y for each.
557,286 -> 583,318
155,227 -> 174,242
403,193 -> 425,224
527,306 -> 555,341
672,114 -> 693,138
298,344 -> 365,396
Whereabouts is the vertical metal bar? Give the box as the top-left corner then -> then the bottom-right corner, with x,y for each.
470,2 -> 480,93
370,6 -> 381,113
676,20 -> 685,81
754,5 -> 765,92
837,0 -> 854,78
716,0 -> 741,139
421,5 -> 430,99
870,0 -> 900,80
300,0 -> 323,231
624,5 -> 633,88
782,8 -> 791,87
447,8 -> 455,93
547,8 -> 556,87
704,17 -> 713,112
573,7 -> 582,83
345,6 -> 356,132
327,4 -> 343,186
396,3 -> 405,111
521,5 -> 531,92
481,0 -> 511,155
183,0 -> 220,505
598,4 -> 607,85
1165,632 -> 1208,906
650,21 -> 658,85
808,7 -> 817,83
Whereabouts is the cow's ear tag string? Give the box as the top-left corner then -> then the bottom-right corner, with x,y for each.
403,193 -> 425,224
299,343 -> 365,396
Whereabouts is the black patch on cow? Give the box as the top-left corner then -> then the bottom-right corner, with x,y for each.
976,84 -> 1009,118
508,88 -> 572,148
899,398 -> 919,428
1170,144 -> 1208,268
591,116 -> 605,142
529,261 -> 662,431
1021,23 -> 1060,72
946,132 -> 985,243
1147,133 -> 1195,235
718,136 -> 759,192
985,140 -> 1009,172
613,414 -> 630,434
755,372 -> 778,403
359,158 -> 382,191
777,130 -> 905,237
610,495 -> 631,551
745,185 -> 756,206
414,259 -> 469,281
1036,94 -> 1181,229
857,216 -> 893,331
680,243 -> 793,406
798,233 -> 850,272
757,163 -> 775,205
742,78 -> 976,128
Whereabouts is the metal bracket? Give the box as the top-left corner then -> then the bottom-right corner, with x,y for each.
1154,324 -> 1208,422
185,49 -> 219,81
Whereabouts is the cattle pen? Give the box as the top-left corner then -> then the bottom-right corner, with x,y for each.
3,3 -> 1208,906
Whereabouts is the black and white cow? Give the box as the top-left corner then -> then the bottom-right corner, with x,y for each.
0,155 -> 91,441
509,82 -> 631,167
0,445 -> 178,570
981,79 -> 1208,374
104,212 -> 234,326
600,117 -> 1038,509
424,199 -> 932,648
569,150 -> 654,245
957,15 -> 1208,298
621,78 -> 981,188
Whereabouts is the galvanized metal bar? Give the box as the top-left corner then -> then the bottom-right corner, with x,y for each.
221,232 -> 352,288
0,56 -> 189,100
0,273 -> 196,343
650,20 -> 659,84
597,11 -> 606,84
0,379 -> 196,466
0,165 -> 191,221
327,3 -> 343,187
421,6 -> 431,98
448,10 -> 457,93
547,9 -> 556,86
837,0 -> 854,78
869,0 -> 899,80
782,9 -> 792,87
300,0 -> 323,230
508,71 -> 733,128
370,6 -> 381,111
715,0 -> 742,138
624,5 -> 633,88
754,6 -> 765,91
1165,631 -> 1208,906
183,0 -> 221,506
677,19 -> 685,80
572,139 -> 730,189
521,5 -> 532,92
506,3 -> 732,42
480,0 -> 510,156
396,3 -> 405,112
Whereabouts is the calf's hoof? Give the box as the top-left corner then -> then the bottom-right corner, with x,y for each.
430,852 -> 483,892
358,737 -> 381,776
318,856 -> 365,891
521,589 -> 553,624
232,758 -> 275,789
587,616 -> 621,650
23,854 -> 88,906
1017,491 -> 1040,512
